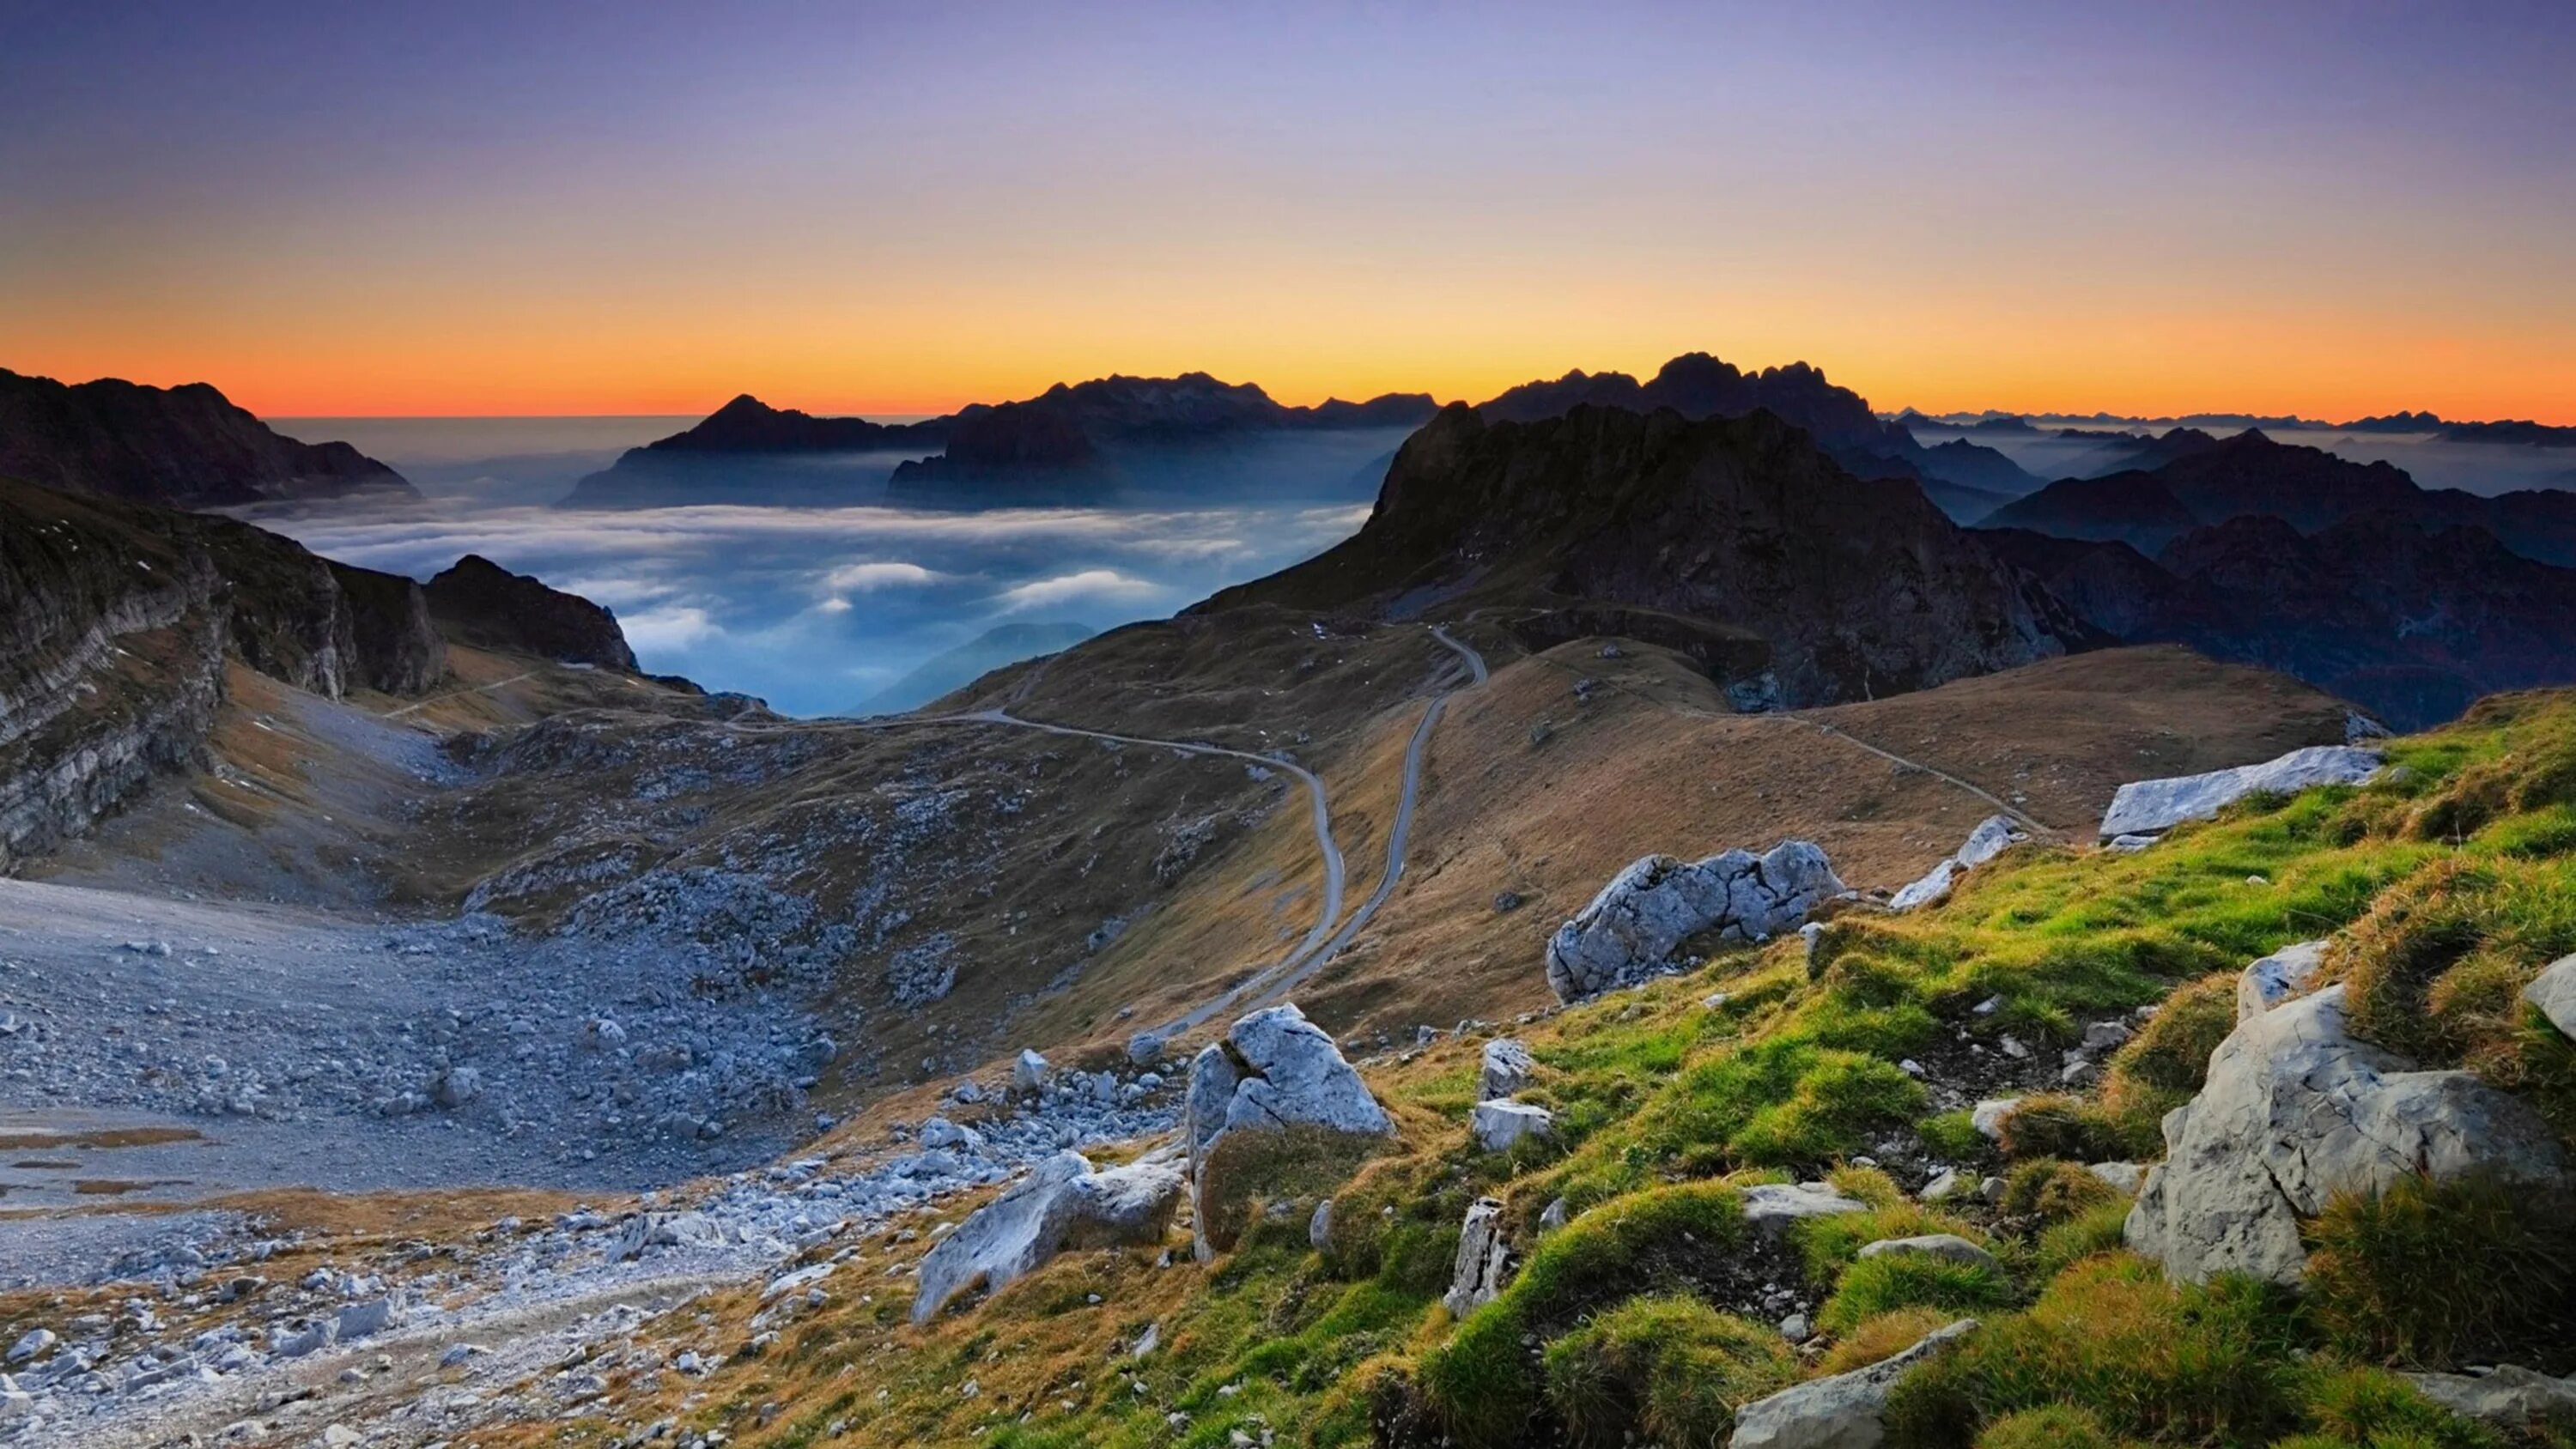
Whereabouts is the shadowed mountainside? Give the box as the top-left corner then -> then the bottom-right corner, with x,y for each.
0,367 -> 415,508
1198,403 -> 2093,706
1981,427 -> 2576,567
1475,352 -> 2040,517
1987,510 -> 2576,728
424,554 -> 641,671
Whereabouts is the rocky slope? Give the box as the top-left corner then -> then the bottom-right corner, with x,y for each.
1986,509 -> 2576,728
1199,403 -> 2093,706
0,476 -> 447,869
1983,427 -> 2576,566
424,554 -> 641,670
1476,352 -> 2038,509
0,367 -> 414,507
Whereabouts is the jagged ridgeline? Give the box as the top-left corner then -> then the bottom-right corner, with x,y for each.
606,694 -> 2576,1448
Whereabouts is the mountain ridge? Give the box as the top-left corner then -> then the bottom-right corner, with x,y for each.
0,367 -> 416,509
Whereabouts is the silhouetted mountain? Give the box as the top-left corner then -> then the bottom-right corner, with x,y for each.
1985,512 -> 2576,729
0,367 -> 414,509
424,555 -> 640,670
1199,403 -> 2090,706
1476,352 -> 2039,507
2440,418 -> 2576,446
571,373 -> 1437,509
2339,410 -> 2447,433
1982,428 -> 2576,567
643,394 -> 947,455
558,395 -> 947,507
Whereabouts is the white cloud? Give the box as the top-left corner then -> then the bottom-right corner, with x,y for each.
821,561 -> 947,592
813,596 -> 854,615
992,568 -> 1164,612
621,604 -> 722,650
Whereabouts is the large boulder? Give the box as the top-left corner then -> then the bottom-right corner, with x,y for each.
911,1150 -> 1185,1323
1547,840 -> 1846,1001
2125,983 -> 2566,1284
1728,1319 -> 1981,1449
1222,1004 -> 1394,1138
2098,745 -> 2380,840
1890,815 -> 2027,912
1185,1003 -> 1395,1258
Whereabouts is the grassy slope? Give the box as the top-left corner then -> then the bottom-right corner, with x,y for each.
455,692 -> 2576,1449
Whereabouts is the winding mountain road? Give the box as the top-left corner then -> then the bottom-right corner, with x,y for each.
844,622 -> 1488,1040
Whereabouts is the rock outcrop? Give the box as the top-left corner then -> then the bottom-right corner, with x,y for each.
2524,955 -> 2576,1040
1547,841 -> 1845,1001
2125,982 -> 2566,1284
1478,1038 -> 1534,1100
0,477 -> 446,867
2404,1367 -> 2576,1429
1469,1100 -> 1555,1153
425,555 -> 640,670
1443,1197 -> 1513,1317
910,1149 -> 1185,1323
1889,814 -> 2027,911
1197,404 -> 2089,706
0,367 -> 413,507
2098,745 -> 2381,840
1728,1319 -> 1980,1449
1183,1003 -> 1395,1258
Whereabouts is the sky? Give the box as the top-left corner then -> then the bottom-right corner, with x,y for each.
5,0 -> 2574,422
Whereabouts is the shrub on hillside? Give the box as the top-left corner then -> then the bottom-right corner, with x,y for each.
1418,1182 -> 1749,1446
1973,1404 -> 2129,1449
1540,1294 -> 1794,1449
1816,1252 -> 2012,1337
2000,1159 -> 2118,1224
1882,1255 -> 2304,1449
2303,1171 -> 2576,1370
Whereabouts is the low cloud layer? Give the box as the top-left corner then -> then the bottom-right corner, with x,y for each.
243,497 -> 1371,716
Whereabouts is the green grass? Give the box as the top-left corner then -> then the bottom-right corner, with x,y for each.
686,692 -> 2576,1449
1541,1294 -> 1795,1448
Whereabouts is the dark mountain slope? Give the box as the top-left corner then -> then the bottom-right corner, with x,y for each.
0,368 -> 415,509
1986,511 -> 2576,729
424,555 -> 641,671
1199,403 -> 2088,706
1475,351 -> 2038,506
1981,427 -> 2576,567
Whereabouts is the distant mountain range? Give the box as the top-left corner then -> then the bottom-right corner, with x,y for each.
565,373 -> 1438,509
1978,428 -> 2576,565
1971,429 -> 2576,727
1904,404 -> 2576,447
0,367 -> 415,508
1473,353 -> 2042,518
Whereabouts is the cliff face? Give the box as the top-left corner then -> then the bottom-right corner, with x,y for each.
425,555 -> 641,670
0,477 -> 447,868
0,367 -> 415,507
1200,403 -> 2091,706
